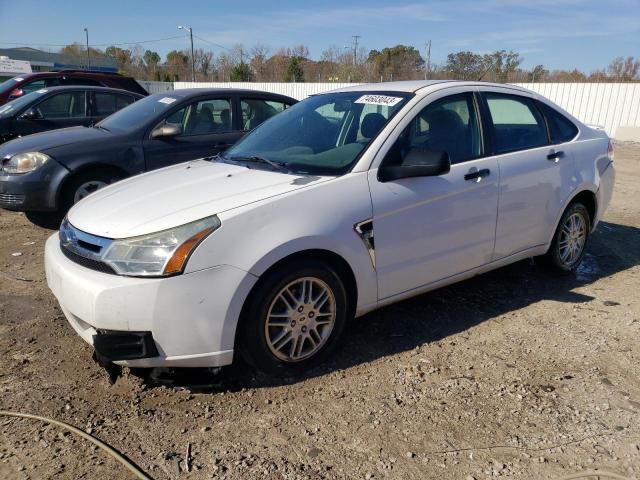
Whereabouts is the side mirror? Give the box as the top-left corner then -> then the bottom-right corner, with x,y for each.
19,108 -> 41,120
8,88 -> 24,100
379,149 -> 450,182
150,122 -> 182,139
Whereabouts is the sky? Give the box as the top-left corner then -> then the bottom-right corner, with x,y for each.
0,0 -> 638,72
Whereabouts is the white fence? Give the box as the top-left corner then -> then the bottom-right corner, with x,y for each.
514,83 -> 640,140
168,81 -> 640,139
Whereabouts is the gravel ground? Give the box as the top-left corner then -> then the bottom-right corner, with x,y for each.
0,142 -> 639,480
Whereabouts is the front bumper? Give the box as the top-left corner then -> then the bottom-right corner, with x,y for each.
0,159 -> 68,211
44,234 -> 258,367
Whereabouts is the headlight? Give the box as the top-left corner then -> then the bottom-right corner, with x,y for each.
3,152 -> 51,174
102,216 -> 221,277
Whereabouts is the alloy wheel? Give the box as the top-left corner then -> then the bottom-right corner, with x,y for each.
558,212 -> 587,267
264,276 -> 337,362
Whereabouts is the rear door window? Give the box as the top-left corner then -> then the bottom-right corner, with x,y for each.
93,92 -> 119,116
241,98 -> 288,130
484,93 -> 548,153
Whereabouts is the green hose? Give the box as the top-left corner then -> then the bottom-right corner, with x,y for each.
0,410 -> 152,480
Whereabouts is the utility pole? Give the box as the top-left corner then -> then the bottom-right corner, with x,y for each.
84,28 -> 90,70
178,25 -> 196,82
352,35 -> 360,66
424,40 -> 431,80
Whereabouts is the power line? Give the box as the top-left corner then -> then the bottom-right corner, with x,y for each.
191,34 -> 231,52
0,35 -> 186,48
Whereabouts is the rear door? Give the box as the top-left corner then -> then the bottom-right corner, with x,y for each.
143,96 -> 241,170
89,91 -> 137,124
480,89 -> 576,260
13,90 -> 89,137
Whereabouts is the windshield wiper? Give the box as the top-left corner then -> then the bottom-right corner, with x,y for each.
226,155 -> 290,173
93,124 -> 109,132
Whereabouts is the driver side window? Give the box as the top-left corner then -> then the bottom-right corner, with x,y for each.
388,93 -> 482,166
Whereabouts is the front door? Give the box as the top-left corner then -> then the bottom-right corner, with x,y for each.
368,90 -> 499,300
143,97 -> 243,170
13,90 -> 89,137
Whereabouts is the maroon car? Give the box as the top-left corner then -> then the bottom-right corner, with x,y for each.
0,70 -> 147,105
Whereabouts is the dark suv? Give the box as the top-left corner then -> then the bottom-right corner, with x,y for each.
0,71 -> 148,105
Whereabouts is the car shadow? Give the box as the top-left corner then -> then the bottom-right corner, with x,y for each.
138,220 -> 640,393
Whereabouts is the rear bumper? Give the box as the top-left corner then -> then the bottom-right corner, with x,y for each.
45,234 -> 258,367
595,160 -> 615,227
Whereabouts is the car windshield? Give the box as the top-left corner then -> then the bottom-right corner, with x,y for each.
222,91 -> 410,175
0,90 -> 46,119
98,93 -> 180,131
0,76 -> 21,93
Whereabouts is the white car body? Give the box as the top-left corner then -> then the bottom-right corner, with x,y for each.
44,80 -> 615,368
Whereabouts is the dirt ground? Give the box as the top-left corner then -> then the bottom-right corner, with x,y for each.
0,142 -> 639,480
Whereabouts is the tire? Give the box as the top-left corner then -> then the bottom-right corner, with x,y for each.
25,211 -> 65,230
540,202 -> 591,275
59,170 -> 122,217
238,259 -> 350,376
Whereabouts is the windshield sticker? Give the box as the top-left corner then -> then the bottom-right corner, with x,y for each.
14,77 -> 23,82
36,89 -> 48,94
354,94 -> 403,107
158,97 -> 177,105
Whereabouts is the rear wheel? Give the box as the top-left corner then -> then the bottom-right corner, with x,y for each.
541,202 -> 591,274
239,259 -> 350,376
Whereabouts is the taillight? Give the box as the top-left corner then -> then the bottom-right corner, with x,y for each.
9,88 -> 23,99
608,140 -> 614,162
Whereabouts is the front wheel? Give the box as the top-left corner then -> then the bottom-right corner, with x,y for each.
59,170 -> 122,217
541,202 -> 591,274
239,259 -> 350,376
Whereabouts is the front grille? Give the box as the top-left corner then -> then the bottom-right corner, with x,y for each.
0,193 -> 25,205
61,244 -> 117,274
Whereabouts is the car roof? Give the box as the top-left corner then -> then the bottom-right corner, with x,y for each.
29,85 -> 144,96
328,80 -> 534,96
157,88 -> 297,103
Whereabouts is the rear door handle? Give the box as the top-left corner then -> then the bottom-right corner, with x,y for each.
464,168 -> 490,182
547,150 -> 564,162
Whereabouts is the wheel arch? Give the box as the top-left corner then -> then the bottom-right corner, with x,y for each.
547,187 -> 597,247
55,163 -> 129,207
233,248 -> 359,349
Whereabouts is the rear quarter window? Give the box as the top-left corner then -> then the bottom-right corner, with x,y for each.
536,101 -> 579,144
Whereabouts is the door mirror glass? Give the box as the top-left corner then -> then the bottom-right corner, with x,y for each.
379,149 -> 450,182
19,108 -> 41,120
150,122 -> 182,139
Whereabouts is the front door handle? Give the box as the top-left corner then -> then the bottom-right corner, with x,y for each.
547,150 -> 565,162
464,168 -> 490,182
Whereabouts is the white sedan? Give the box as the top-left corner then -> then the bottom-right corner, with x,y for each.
44,80 -> 615,376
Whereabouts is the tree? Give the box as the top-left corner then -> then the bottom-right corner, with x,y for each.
444,51 -> 485,80
285,57 -> 304,82
166,50 -> 189,80
231,62 -> 253,81
368,45 -> 424,81
608,56 -> 639,81
529,64 -> 548,82
143,50 -> 160,68
105,46 -> 133,72
481,50 -> 522,82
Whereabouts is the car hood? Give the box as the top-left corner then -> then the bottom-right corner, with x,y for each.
68,159 -> 331,238
0,126 -> 109,157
